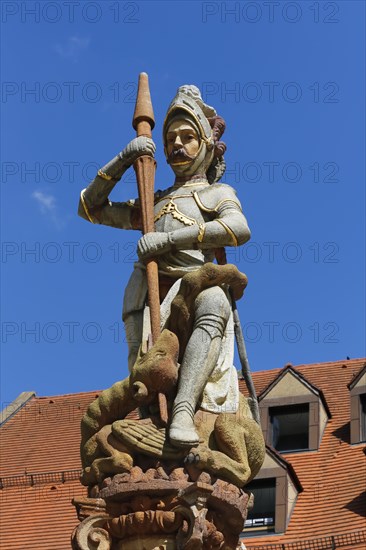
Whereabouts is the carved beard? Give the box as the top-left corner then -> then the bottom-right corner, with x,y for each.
166,147 -> 196,165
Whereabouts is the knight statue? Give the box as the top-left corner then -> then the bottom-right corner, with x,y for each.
78,84 -> 253,448
74,80 -> 265,550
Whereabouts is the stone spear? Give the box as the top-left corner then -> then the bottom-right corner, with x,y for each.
132,72 -> 168,424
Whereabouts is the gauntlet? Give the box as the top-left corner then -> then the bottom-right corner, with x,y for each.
137,232 -> 171,260
99,136 -> 156,180
80,137 -> 155,214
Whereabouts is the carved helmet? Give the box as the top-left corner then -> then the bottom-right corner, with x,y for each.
163,85 -> 226,183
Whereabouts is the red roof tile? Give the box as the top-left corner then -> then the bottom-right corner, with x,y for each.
1,359 -> 365,549
0,481 -> 86,549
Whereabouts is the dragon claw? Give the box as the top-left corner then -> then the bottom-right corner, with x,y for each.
184,451 -> 200,464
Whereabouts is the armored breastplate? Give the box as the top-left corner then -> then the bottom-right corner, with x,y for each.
153,183 -> 210,233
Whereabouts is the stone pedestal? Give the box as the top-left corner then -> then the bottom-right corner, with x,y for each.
72,472 -> 251,550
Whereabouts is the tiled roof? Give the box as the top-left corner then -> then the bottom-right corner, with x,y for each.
0,391 -> 96,549
256,364 -> 332,418
0,481 -> 85,549
1,359 -> 365,549
240,358 -> 366,548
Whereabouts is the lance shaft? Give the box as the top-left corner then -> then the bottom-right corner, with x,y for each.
132,73 -> 168,424
215,247 -> 260,425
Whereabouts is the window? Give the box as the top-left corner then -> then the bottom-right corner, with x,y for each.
349,364 -> 366,445
245,478 -> 275,533
242,447 -> 302,538
270,404 -> 309,452
360,394 -> 366,443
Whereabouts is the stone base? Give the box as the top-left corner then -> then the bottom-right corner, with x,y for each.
116,535 -> 176,549
72,474 -> 251,550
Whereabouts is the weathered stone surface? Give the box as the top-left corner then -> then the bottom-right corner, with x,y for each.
80,276 -> 264,490
116,536 -> 177,550
74,81 -> 264,549
80,330 -> 179,486
168,263 -> 247,360
99,480 -> 188,502
73,477 -> 250,550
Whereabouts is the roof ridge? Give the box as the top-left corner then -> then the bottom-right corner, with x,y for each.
36,389 -> 102,400
292,357 -> 366,369
0,392 -> 36,426
239,358 -> 366,382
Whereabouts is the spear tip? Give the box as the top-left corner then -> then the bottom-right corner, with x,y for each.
133,72 -> 155,134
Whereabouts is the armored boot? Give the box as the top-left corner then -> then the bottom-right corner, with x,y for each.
169,287 -> 231,447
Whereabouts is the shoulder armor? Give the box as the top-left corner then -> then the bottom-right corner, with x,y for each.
154,187 -> 175,204
193,183 -> 242,214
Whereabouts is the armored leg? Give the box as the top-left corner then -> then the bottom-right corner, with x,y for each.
169,286 -> 231,447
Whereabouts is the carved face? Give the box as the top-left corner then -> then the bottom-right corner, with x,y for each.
165,119 -> 201,166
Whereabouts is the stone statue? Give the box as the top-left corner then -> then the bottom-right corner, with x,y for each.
79,84 -> 253,443
80,264 -> 264,488
74,79 -> 265,550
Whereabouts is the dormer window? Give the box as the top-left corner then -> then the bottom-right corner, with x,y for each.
243,447 -> 302,537
258,365 -> 330,452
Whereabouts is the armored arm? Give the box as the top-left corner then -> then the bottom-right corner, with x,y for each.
169,194 -> 250,249
137,185 -> 250,261
78,137 -> 155,229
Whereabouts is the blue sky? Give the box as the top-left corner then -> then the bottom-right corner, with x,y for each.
1,1 -> 365,407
